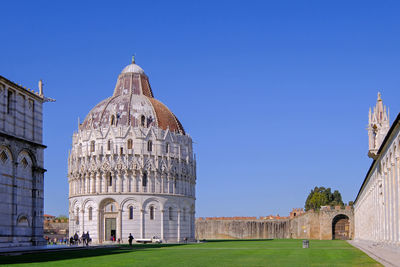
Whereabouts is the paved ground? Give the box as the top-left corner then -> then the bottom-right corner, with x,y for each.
348,240 -> 400,267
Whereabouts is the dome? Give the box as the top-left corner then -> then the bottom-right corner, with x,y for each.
80,60 -> 185,134
121,63 -> 144,74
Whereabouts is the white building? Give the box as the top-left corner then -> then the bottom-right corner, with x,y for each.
68,59 -> 196,243
0,76 -> 49,247
354,93 -> 400,244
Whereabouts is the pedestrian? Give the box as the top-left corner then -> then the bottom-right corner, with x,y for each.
81,232 -> 85,246
70,236 -> 74,245
128,233 -> 134,247
74,232 -> 79,245
86,232 -> 90,246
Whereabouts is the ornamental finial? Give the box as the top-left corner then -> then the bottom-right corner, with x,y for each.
132,55 -> 135,64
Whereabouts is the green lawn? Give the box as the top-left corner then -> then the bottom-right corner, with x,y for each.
0,239 -> 381,266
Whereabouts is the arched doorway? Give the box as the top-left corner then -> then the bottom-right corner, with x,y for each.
99,198 -> 119,242
332,214 -> 350,240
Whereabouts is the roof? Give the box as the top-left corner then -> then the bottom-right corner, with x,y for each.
121,63 -> 145,74
80,62 -> 185,134
354,112 -> 400,204
0,75 -> 45,102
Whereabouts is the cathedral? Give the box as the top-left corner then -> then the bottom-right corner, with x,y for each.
354,93 -> 400,244
0,76 -> 48,247
68,58 -> 196,243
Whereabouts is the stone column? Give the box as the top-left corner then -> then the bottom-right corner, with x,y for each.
379,177 -> 384,242
105,173 -> 109,193
139,171 -> 143,193
98,209 -> 102,243
397,156 -> 400,244
161,174 -> 165,193
118,209 -> 123,241
81,209 -> 85,235
92,172 -> 96,193
101,172 -> 105,193
177,209 -> 181,242
87,173 -> 91,194
117,171 -> 122,193
124,171 -> 129,193
85,174 -> 89,194
148,172 -> 153,193
384,169 -> 388,241
167,174 -> 171,194
96,172 -> 101,193
132,171 -> 136,192
112,172 -> 117,193
391,162 -> 395,242
190,211 -> 195,239
140,209 -> 144,239
160,209 -> 164,241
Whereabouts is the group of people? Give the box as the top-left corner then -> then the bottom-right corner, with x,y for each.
44,236 -> 68,245
69,232 -> 91,246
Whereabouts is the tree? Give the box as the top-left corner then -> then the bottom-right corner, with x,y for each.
56,215 -> 68,221
305,186 -> 344,211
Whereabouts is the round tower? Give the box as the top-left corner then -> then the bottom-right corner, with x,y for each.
67,59 -> 196,243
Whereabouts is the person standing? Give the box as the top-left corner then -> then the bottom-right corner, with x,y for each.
74,233 -> 79,245
81,232 -> 86,246
86,232 -> 90,246
128,233 -> 134,247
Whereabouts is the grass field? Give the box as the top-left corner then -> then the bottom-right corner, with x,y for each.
0,239 -> 381,266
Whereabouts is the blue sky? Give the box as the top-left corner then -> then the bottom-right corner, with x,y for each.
1,1 -> 400,217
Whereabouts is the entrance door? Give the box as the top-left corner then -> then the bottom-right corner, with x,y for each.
105,218 -> 116,241
332,215 -> 350,240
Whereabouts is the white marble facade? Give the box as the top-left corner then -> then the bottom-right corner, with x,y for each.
355,93 -> 400,244
68,60 -> 196,243
0,76 -> 47,247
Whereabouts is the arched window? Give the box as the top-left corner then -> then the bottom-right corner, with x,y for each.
17,216 -> 29,226
147,140 -> 152,152
7,90 -> 13,114
109,174 -> 113,187
90,141 -> 95,152
110,115 -> 115,125
127,139 -> 133,149
129,206 -> 133,220
88,207 -> 93,221
105,203 -> 115,212
141,115 -> 146,127
120,147 -> 124,155
150,206 -> 154,220
166,143 -> 169,153
107,140 -> 111,151
76,208 -> 80,225
142,172 -> 147,187
169,207 -> 173,220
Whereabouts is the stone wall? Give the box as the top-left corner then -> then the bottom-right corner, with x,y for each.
196,219 -> 290,240
196,207 -> 354,240
44,221 -> 69,241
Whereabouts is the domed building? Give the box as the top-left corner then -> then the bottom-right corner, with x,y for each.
68,58 -> 196,243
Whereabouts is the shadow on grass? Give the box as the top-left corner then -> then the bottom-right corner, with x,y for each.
202,239 -> 273,243
0,243 -> 186,265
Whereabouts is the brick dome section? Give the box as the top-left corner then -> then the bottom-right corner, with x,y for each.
148,98 -> 185,135
80,62 -> 185,135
